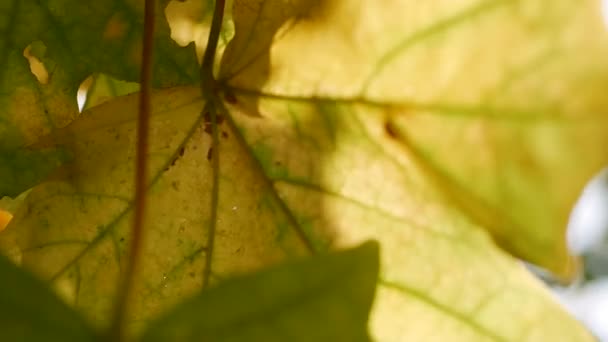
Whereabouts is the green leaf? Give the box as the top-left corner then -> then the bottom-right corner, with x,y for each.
0,0 -> 201,196
0,0 -> 200,146
82,73 -> 140,111
0,147 -> 71,197
142,241 -> 378,342
0,254 -> 97,341
221,0 -> 608,278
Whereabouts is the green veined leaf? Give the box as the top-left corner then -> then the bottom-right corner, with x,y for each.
142,241 -> 378,342
81,73 -> 140,111
0,0 -> 202,197
0,254 -> 97,341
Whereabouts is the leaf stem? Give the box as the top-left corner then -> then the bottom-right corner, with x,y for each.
199,0 -> 225,289
200,0 -> 225,90
108,0 -> 155,340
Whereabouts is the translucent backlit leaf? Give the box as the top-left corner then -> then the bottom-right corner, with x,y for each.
221,0 -> 608,278
0,88 -> 316,333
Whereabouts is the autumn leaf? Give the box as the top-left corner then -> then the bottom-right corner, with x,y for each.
1,0 -> 607,341
221,0 -> 608,277
0,87 -> 317,332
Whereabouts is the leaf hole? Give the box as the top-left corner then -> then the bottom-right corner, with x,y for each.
23,44 -> 49,85
165,0 -> 214,60
77,75 -> 94,112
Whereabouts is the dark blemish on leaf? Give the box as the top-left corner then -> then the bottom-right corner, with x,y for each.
224,90 -> 237,104
204,124 -> 212,134
203,109 -> 225,136
171,180 -> 179,191
384,121 -> 398,139
221,131 -> 228,138
206,147 -> 213,161
189,272 -> 195,278
120,237 -> 125,242
165,146 -> 185,171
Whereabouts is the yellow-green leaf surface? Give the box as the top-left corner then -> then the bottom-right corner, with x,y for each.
221,0 -> 608,277
165,0 -> 235,64
0,0 -> 200,146
142,241 -> 378,342
223,89 -> 593,341
0,87 -> 315,333
0,87 -> 594,341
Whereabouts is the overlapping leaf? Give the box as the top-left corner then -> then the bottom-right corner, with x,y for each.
0,87 -> 316,332
217,0 -> 607,339
221,0 -> 608,277
223,91 -> 593,341
1,0 -> 607,341
0,254 -> 97,341
142,241 -> 378,342
0,0 -> 200,196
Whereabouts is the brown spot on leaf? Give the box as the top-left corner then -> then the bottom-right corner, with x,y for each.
224,90 -> 237,104
165,146 -> 186,171
206,147 -> 213,161
203,110 -> 225,136
103,13 -> 129,41
384,121 -> 398,139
